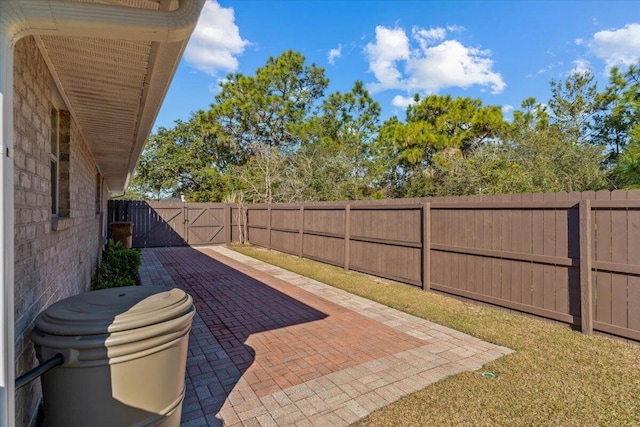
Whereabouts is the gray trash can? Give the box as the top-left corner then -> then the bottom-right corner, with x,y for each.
31,286 -> 195,427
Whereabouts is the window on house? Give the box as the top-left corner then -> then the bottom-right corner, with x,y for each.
96,172 -> 102,214
50,86 -> 71,230
50,103 -> 71,226
50,109 -> 60,216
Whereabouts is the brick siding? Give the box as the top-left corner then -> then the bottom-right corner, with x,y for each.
13,37 -> 107,427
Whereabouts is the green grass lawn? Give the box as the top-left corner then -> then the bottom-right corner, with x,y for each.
229,244 -> 640,427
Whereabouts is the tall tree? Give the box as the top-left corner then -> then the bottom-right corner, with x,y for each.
593,63 -> 640,160
613,126 -> 640,189
510,97 -> 550,134
319,81 -> 380,168
375,95 -> 505,197
202,50 -> 329,202
437,126 -> 608,195
297,81 -> 382,199
206,50 -> 329,153
548,70 -> 602,144
132,119 -> 229,201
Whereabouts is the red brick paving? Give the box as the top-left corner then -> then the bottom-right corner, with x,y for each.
157,247 -> 427,398
140,246 -> 513,426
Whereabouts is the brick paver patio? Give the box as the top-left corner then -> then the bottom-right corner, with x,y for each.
139,246 -> 513,426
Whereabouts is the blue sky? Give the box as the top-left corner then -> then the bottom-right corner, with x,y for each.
154,0 -> 640,130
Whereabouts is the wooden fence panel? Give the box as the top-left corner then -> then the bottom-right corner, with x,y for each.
474,203 -> 486,296
530,193 -> 545,310
349,242 -> 421,286
270,229 -> 300,256
247,207 -> 268,228
304,208 -> 345,236
302,233 -> 345,267
461,203 -> 474,293
629,192 -> 640,333
349,207 -> 421,243
555,192 -> 570,317
610,191 -> 628,329
567,193 -> 582,318
450,202 -> 460,292
248,227 -> 269,248
230,206 -> 241,243
594,190 -> 612,327
500,203 -> 512,301
271,208 -> 301,231
627,190 -> 640,331
521,194 -> 534,307
136,202 -> 186,247
431,206 -> 444,289
269,207 -> 302,256
510,194 -> 523,305
542,193 -> 556,312
428,195 -> 580,323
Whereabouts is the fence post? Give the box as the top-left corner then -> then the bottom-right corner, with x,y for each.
345,204 -> 351,271
224,204 -> 232,243
299,205 -> 304,257
422,202 -> 431,291
579,199 -> 593,335
267,204 -> 272,250
244,205 -> 249,244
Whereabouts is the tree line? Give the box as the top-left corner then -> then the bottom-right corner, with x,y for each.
128,50 -> 640,203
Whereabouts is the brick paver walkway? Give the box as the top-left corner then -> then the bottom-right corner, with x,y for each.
139,246 -> 513,426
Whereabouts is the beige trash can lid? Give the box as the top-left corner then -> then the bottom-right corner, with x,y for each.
35,286 -> 193,336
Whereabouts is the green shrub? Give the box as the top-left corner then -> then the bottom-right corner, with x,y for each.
93,240 -> 141,290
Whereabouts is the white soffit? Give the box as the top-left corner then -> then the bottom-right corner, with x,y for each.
34,0 -> 192,193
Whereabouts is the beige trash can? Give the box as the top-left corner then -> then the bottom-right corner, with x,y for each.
110,221 -> 134,249
31,286 -> 195,427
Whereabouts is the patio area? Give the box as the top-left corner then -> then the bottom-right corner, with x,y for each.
139,246 -> 513,427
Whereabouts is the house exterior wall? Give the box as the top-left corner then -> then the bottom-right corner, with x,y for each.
13,37 -> 106,427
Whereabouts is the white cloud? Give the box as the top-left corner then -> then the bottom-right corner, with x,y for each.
365,26 -> 410,91
501,104 -> 514,114
365,25 -> 505,96
526,62 -> 559,78
184,1 -> 249,76
405,40 -> 506,94
571,59 -> 592,74
575,38 -> 584,46
392,95 -> 418,108
328,44 -> 342,65
446,25 -> 466,33
589,23 -> 640,69
412,26 -> 446,51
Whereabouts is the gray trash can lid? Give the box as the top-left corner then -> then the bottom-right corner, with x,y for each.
34,286 -> 193,336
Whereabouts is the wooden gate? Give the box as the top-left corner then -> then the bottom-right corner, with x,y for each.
185,204 -> 228,245
108,200 -> 231,248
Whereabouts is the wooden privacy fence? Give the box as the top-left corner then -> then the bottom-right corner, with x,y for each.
246,190 -> 640,343
108,200 -> 243,248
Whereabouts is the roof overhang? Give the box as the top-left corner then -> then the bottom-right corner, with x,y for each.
2,0 -> 205,193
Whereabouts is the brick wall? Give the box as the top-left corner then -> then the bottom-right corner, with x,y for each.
13,37 -> 106,427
